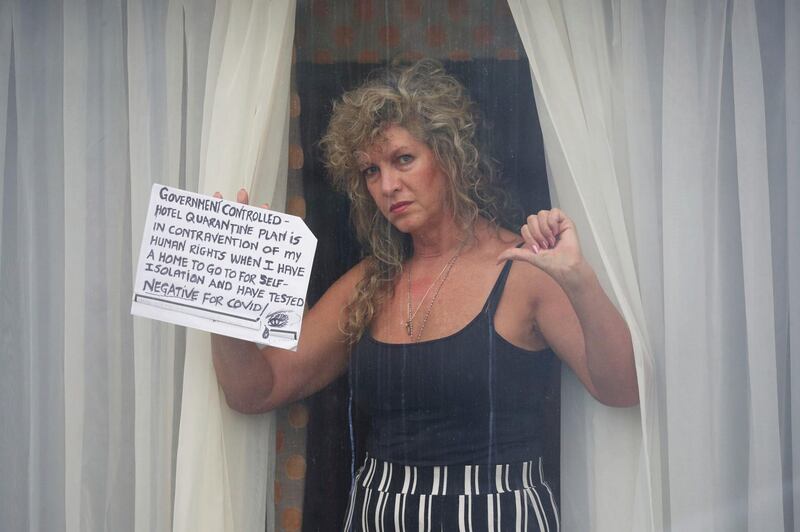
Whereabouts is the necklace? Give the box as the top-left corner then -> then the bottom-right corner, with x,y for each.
405,247 -> 462,340
405,262 -> 449,334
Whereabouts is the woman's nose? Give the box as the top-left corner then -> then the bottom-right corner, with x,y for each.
380,168 -> 401,194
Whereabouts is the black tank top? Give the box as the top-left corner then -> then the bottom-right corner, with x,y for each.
350,258 -> 558,466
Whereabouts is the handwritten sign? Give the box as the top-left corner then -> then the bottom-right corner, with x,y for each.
131,184 -> 317,350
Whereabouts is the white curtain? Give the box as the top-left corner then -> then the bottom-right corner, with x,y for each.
509,0 -> 798,530
0,0 -> 295,530
171,1 -> 294,531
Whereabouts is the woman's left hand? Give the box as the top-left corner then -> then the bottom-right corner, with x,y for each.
497,208 -> 585,283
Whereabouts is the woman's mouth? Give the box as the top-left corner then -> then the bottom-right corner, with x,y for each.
390,201 -> 412,214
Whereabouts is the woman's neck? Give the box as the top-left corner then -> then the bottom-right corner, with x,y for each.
409,216 -> 488,260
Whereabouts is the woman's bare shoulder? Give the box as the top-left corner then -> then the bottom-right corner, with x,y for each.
341,257 -> 371,284
318,258 -> 371,303
479,222 -> 529,259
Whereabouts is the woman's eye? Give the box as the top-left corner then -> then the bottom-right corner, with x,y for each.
361,166 -> 379,179
397,154 -> 414,165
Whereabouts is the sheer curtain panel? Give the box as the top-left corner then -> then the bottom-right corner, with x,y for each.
510,0 -> 798,530
127,1 -> 216,530
0,0 -> 295,531
172,1 -> 294,531
509,1 -> 661,530
1,1 -> 69,529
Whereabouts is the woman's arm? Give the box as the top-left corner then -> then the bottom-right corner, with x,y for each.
211,263 -> 361,413
499,209 -> 639,407
210,188 -> 359,413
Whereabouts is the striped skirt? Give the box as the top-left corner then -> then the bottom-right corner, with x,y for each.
343,456 -> 560,532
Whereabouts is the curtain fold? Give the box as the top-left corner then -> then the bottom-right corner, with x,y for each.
788,3 -> 800,529
1,1 -> 67,531
508,1 -> 661,530
661,3 -> 734,530
127,0 -> 213,529
173,2 -> 295,532
730,1 -> 784,528
511,0 -> 796,530
64,1 -> 135,531
0,0 -> 10,253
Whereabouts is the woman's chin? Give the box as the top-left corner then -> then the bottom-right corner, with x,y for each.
390,223 -> 413,235
389,218 -> 424,235
384,214 -> 413,234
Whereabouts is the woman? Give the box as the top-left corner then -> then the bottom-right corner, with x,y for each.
212,60 -> 638,531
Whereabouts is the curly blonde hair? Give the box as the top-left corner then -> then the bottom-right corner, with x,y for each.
320,59 -> 518,344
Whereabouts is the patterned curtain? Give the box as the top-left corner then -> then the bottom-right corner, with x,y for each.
273,59 -> 311,532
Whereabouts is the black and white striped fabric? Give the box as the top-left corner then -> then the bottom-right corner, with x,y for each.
343,456 -> 560,531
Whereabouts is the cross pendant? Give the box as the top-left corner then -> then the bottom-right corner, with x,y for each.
405,320 -> 413,337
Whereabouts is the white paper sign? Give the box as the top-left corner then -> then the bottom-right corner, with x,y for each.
131,184 -> 317,350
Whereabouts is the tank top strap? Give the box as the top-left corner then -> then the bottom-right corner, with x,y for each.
481,242 -> 525,315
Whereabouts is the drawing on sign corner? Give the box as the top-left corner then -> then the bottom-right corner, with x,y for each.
260,309 -> 300,341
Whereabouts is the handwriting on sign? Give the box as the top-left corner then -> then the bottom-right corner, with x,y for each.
131,184 -> 317,350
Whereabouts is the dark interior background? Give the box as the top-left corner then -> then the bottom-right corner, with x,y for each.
295,58 -> 560,530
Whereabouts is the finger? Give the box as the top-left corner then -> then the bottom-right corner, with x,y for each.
547,209 -> 564,246
213,192 -> 223,199
526,214 -> 548,250
259,203 -> 270,210
236,188 -> 249,204
520,224 -> 540,254
537,210 -> 555,248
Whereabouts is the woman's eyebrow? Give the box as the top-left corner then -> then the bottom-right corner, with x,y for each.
389,145 -> 411,155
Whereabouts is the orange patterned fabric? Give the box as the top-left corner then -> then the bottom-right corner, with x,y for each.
295,0 -> 523,64
274,58 -> 309,532
274,401 -> 310,531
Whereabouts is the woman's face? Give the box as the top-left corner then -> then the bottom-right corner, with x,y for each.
358,125 -> 450,234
